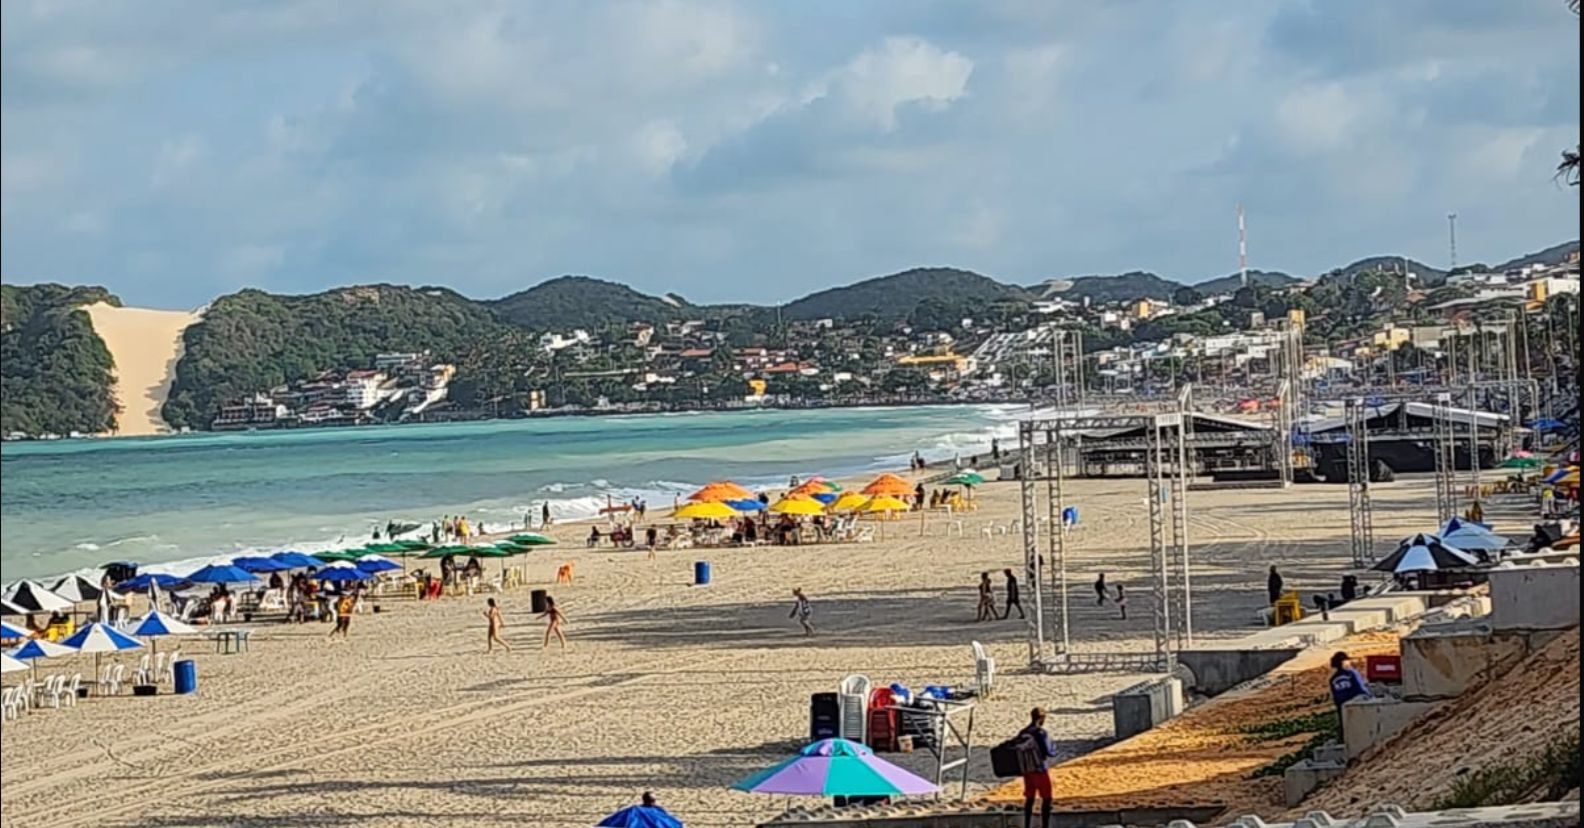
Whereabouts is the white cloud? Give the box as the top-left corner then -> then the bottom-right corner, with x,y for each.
829,37 -> 974,131
631,120 -> 689,176
1273,83 -> 1375,155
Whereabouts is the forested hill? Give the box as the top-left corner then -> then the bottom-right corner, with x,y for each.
160,285 -> 512,430
488,276 -> 689,329
779,267 -> 1029,321
0,284 -> 121,436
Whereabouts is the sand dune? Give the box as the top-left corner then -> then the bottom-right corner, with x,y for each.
82,302 -> 201,436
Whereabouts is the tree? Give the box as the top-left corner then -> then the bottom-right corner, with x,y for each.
1172,286 -> 1203,306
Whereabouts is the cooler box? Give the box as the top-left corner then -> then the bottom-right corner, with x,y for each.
809,692 -> 839,741
1365,654 -> 1402,683
173,659 -> 197,695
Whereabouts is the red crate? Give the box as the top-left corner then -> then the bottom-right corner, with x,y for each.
1365,654 -> 1402,683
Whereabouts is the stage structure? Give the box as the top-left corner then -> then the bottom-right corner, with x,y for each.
1344,398 -> 1376,568
1047,327 -> 1086,408
1017,391 -> 1193,674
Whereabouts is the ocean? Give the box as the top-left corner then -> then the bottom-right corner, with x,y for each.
0,405 -> 1019,583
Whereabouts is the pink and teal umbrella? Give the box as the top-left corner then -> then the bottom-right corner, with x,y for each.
731,738 -> 939,798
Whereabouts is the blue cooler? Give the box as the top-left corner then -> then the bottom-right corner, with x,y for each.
693,561 -> 711,586
173,659 -> 197,695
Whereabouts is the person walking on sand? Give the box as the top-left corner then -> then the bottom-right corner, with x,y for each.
976,572 -> 997,622
1267,565 -> 1284,605
484,598 -> 511,653
538,595 -> 568,649
1016,707 -> 1057,828
329,591 -> 355,639
542,502 -> 552,528
789,588 -> 815,636
1094,572 -> 1108,605
1001,568 -> 1025,620
1114,583 -> 1127,620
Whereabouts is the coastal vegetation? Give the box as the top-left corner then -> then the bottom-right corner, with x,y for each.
0,284 -> 121,436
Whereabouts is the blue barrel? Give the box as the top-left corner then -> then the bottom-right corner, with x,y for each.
173,659 -> 197,695
693,561 -> 711,586
1063,506 -> 1078,526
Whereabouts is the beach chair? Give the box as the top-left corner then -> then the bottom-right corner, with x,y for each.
133,654 -> 152,685
61,674 -> 81,706
2,687 -> 21,721
971,641 -> 995,699
854,527 -> 876,543
837,675 -> 871,743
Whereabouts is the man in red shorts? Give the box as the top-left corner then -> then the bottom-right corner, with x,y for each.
1019,707 -> 1057,828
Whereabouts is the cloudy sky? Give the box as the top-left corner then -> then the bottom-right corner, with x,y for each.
2,0 -> 1578,309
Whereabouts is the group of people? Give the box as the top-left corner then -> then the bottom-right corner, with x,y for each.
433,515 -> 482,544
481,594 -> 567,651
975,570 -> 1025,621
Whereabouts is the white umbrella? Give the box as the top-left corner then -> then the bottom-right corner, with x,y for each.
1,653 -> 26,674
60,622 -> 142,681
49,575 -> 107,604
1,580 -> 74,614
127,611 -> 198,658
0,598 -> 26,616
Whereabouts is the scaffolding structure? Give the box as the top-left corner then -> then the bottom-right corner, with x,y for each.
1433,393 -> 1458,526
1018,401 -> 1191,675
1344,398 -> 1376,568
1047,328 -> 1087,407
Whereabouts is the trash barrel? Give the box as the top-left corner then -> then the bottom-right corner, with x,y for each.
693,561 -> 711,586
530,589 -> 548,614
173,659 -> 197,695
1062,506 -> 1078,526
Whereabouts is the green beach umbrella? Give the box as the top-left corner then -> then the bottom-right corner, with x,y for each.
944,471 -> 986,486
1499,456 -> 1541,469
418,545 -> 474,559
365,542 -> 414,556
395,540 -> 431,551
508,533 -> 556,546
312,550 -> 361,563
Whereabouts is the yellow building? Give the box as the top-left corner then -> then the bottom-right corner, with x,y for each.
1372,326 -> 1410,351
1287,308 -> 1306,330
746,378 -> 767,397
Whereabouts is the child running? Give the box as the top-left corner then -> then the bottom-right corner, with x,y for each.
789,588 -> 814,636
329,591 -> 355,639
484,598 -> 510,653
538,595 -> 568,649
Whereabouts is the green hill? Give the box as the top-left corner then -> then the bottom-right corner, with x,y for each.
1494,240 -> 1579,272
780,267 -> 1028,321
1041,271 -> 1180,304
1193,269 -> 1299,296
487,276 -> 690,330
0,284 -> 121,436
161,285 -> 510,430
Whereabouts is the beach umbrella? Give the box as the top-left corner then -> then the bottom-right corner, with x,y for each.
185,564 -> 261,585
269,551 -> 325,569
8,638 -> 77,679
1556,469 -> 1580,486
788,479 -> 838,498
597,804 -> 684,828
355,555 -> 403,574
0,598 -> 27,616
1435,520 -> 1509,554
861,474 -> 914,497
687,481 -> 755,502
233,556 -> 293,573
49,575 -> 105,604
831,492 -> 871,512
0,620 -> 30,641
732,738 -> 940,798
313,549 -> 363,563
1542,466 -> 1578,484
314,564 -> 369,583
768,496 -> 826,516
1499,457 -> 1541,469
725,498 -> 767,512
674,501 -> 740,520
1373,534 -> 1479,574
508,533 -> 556,546
810,492 -> 838,505
859,495 -> 912,514
116,573 -> 190,592
128,610 -> 198,658
2,653 -> 26,674
1,580 -> 75,614
364,543 -> 411,555
60,621 -> 142,679
1528,418 -> 1567,432
418,544 -> 476,559
944,471 -> 986,486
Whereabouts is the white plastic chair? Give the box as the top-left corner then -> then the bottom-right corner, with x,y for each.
134,654 -> 152,685
164,650 -> 181,684
61,673 -> 81,707
837,675 -> 871,743
2,687 -> 20,720
971,641 -> 995,699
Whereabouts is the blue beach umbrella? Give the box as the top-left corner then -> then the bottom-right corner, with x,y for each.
314,565 -> 369,583
0,620 -> 29,640
7,637 -> 76,681
185,564 -> 261,585
128,610 -> 199,657
810,492 -> 838,505
60,621 -> 143,680
116,573 -> 190,592
597,804 -> 684,828
355,556 -> 402,574
270,551 -> 326,569
726,498 -> 766,512
232,556 -> 293,574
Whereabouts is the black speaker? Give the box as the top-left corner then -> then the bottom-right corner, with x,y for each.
810,692 -> 839,741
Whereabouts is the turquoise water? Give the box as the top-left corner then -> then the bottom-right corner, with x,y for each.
0,406 -> 1016,582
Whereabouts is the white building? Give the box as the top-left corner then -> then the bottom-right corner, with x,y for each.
345,370 -> 388,410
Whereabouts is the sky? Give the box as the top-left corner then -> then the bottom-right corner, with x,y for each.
2,0 -> 1579,309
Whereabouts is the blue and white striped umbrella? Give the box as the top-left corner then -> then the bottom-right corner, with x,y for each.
1374,533 -> 1478,574
9,638 -> 76,661
0,620 -> 29,640
60,622 -> 144,654
1,653 -> 26,674
129,610 -> 199,638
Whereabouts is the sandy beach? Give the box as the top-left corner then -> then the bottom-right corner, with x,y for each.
0,471 -> 1465,827
81,302 -> 200,437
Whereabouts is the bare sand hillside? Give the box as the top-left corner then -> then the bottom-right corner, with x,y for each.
82,302 -> 200,436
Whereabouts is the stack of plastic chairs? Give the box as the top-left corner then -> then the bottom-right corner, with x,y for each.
837,674 -> 870,744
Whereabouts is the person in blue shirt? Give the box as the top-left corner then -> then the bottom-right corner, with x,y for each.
1329,651 -> 1372,743
1018,707 -> 1057,828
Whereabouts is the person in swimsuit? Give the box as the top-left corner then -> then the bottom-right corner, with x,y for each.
539,595 -> 568,649
977,572 -> 997,622
1114,583 -> 1128,620
484,598 -> 510,652
789,588 -> 814,636
329,591 -> 355,638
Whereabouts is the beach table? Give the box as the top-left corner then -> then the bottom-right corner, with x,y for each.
208,629 -> 250,655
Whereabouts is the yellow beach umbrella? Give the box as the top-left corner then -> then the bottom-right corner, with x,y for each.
831,492 -> 871,512
768,497 -> 826,516
1558,469 -> 1579,486
860,495 -> 911,514
674,501 -> 739,520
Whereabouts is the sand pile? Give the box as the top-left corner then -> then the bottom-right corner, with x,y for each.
1289,626 -> 1580,818
81,302 -> 200,436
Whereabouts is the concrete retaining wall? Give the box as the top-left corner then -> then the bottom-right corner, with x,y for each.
1487,563 -> 1580,631
1112,676 -> 1185,739
1176,648 -> 1303,696
1341,697 -> 1441,760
